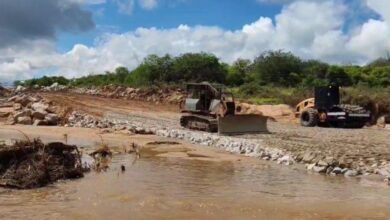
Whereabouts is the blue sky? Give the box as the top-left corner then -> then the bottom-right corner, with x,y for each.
57,0 -> 282,51
1,0 -> 390,82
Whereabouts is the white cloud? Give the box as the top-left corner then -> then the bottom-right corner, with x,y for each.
115,0 -> 135,15
2,0 -> 390,82
114,0 -> 161,14
138,0 -> 158,10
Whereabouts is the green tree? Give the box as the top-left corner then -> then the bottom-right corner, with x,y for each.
171,53 -> 227,83
251,50 -> 303,86
326,66 -> 352,86
226,59 -> 251,86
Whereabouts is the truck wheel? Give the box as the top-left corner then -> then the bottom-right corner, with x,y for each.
300,109 -> 318,127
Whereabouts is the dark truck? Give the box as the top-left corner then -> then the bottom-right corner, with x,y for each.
295,86 -> 371,128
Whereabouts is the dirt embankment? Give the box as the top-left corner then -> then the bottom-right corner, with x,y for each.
36,84 -> 296,122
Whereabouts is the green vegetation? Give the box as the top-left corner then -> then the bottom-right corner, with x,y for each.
14,51 -> 389,113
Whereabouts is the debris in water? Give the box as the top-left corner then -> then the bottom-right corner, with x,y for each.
90,146 -> 112,158
90,146 -> 112,172
0,139 -> 83,189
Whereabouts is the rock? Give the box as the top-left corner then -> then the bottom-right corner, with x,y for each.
17,116 -> 32,125
317,160 -> 329,167
14,96 -> 30,106
7,95 -> 18,102
50,82 -> 59,88
14,109 -> 32,119
0,112 -> 10,118
15,85 -> 26,93
313,165 -> 327,173
45,113 -> 59,125
277,155 -> 294,165
332,167 -> 343,175
302,152 -> 317,163
377,168 -> 390,177
377,116 -> 386,128
27,96 -> 40,103
344,170 -> 358,177
13,103 -> 22,111
306,163 -> 316,170
326,166 -> 334,174
33,119 -> 48,126
324,157 -> 338,167
31,102 -> 49,112
32,110 -> 48,120
6,115 -> 16,125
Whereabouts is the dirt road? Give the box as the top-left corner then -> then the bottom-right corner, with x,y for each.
43,92 -> 390,175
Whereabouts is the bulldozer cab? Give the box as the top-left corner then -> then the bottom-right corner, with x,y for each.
184,82 -> 229,113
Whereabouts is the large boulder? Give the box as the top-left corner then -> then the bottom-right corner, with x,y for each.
17,116 -> 32,125
32,110 -> 48,120
31,102 -> 49,112
15,85 -> 26,93
33,119 -> 48,126
45,113 -> 59,125
14,96 -> 30,106
14,109 -> 32,120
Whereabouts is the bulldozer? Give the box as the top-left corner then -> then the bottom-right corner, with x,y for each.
180,82 -> 268,135
295,85 -> 371,128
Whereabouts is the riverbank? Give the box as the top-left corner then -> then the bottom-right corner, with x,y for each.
40,92 -> 390,184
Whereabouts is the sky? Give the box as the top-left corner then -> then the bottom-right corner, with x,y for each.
0,0 -> 390,82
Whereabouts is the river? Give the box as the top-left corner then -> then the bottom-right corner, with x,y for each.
0,126 -> 390,219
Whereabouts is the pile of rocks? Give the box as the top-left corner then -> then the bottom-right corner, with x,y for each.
66,111 -> 155,135
1,94 -> 62,126
293,150 -> 390,179
71,85 -> 185,105
41,83 -> 69,92
15,85 -> 27,93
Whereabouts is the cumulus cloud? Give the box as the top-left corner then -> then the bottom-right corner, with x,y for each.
1,0 -> 390,82
0,0 -> 95,48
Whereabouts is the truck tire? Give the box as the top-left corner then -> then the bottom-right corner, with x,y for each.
300,109 -> 318,127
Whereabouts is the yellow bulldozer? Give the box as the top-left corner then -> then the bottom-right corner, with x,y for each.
180,82 -> 268,135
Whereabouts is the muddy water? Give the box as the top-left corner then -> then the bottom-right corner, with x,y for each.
1,132 -> 390,219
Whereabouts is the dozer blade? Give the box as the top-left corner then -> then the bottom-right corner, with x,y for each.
218,114 -> 268,135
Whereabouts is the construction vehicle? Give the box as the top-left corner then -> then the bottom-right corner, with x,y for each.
295,85 -> 371,128
180,82 -> 268,135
